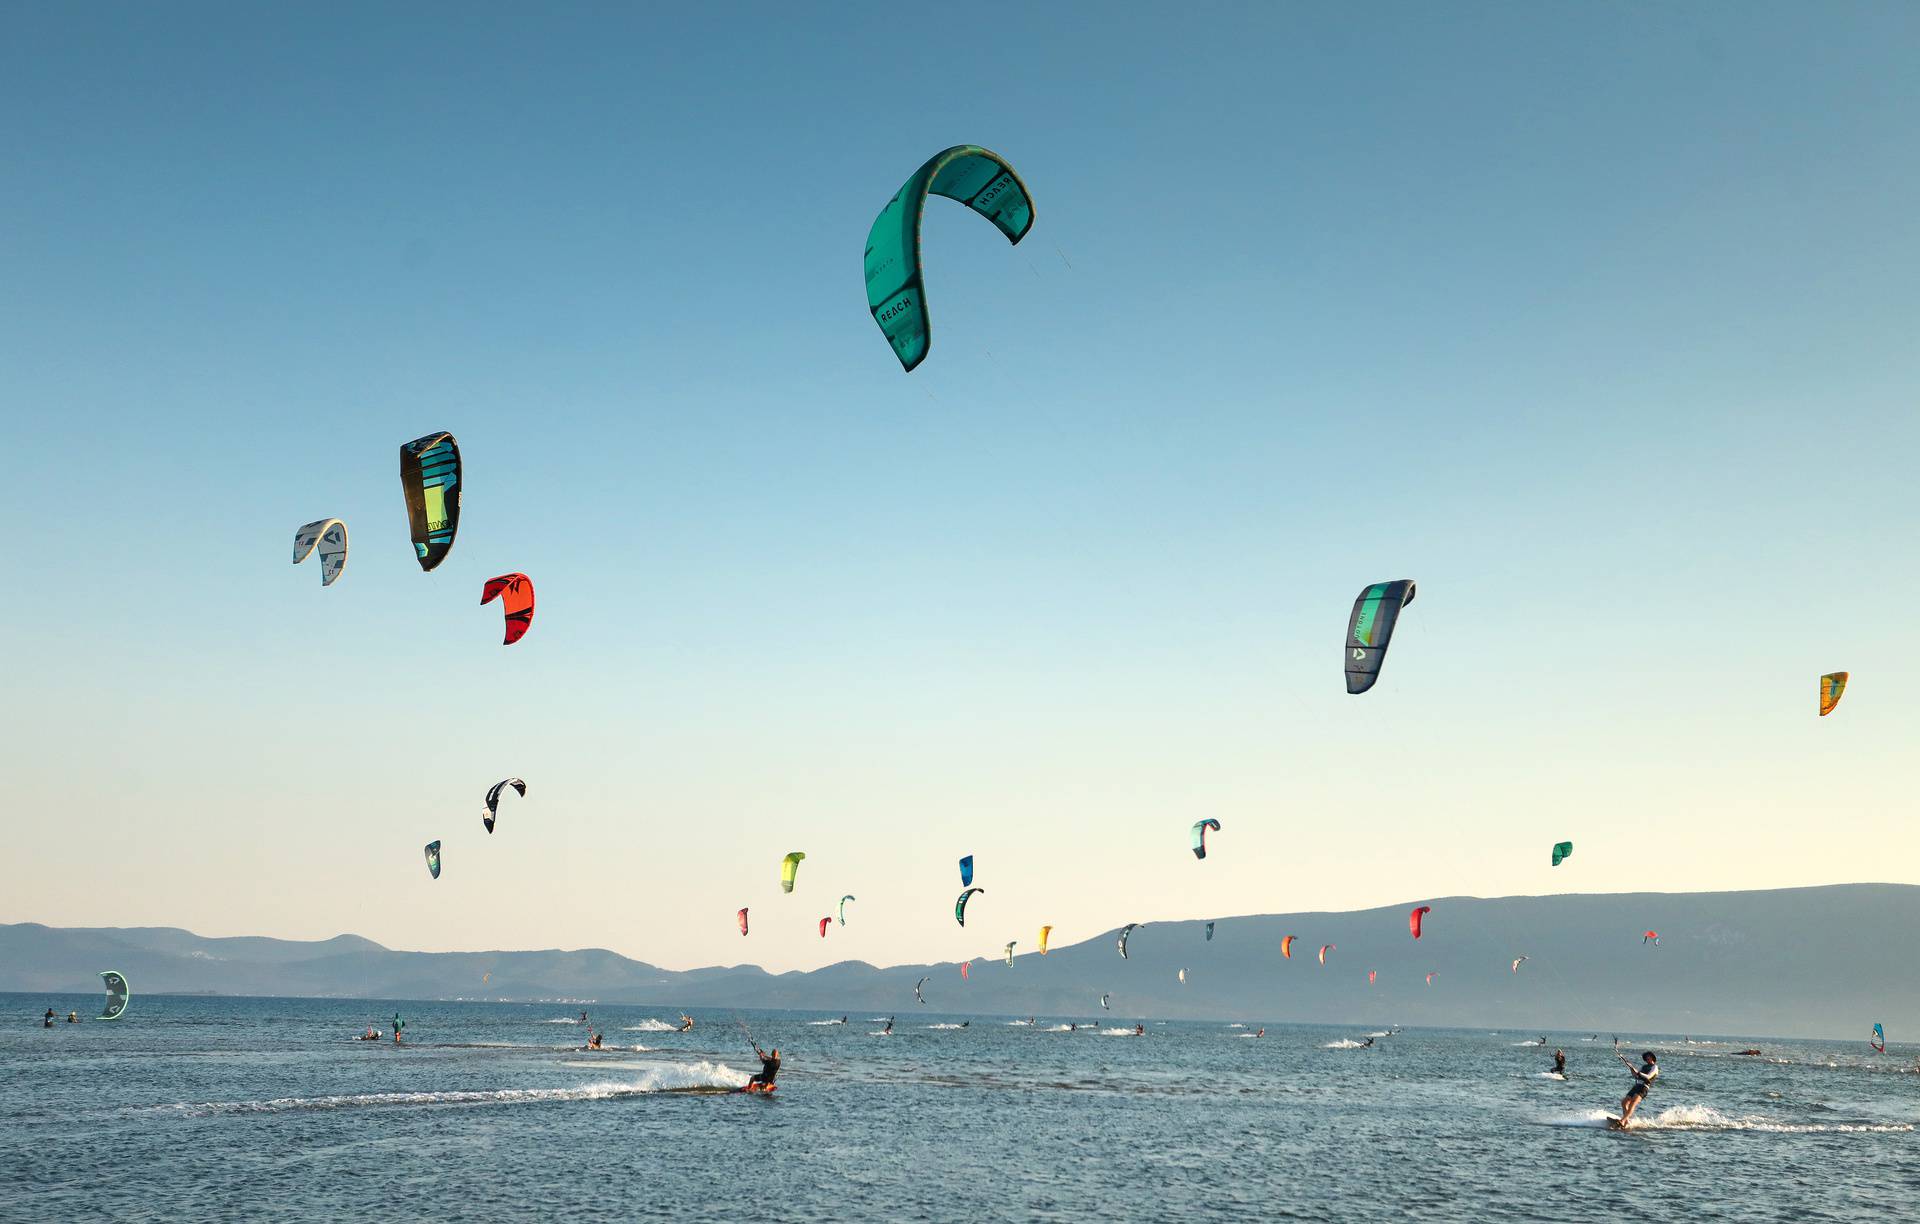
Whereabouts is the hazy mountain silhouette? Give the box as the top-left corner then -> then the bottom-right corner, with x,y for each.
5,884 -> 1910,1039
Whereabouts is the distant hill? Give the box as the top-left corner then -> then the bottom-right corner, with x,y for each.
5,884 -> 1912,1039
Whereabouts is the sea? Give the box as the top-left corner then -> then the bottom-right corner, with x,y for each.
2,993 -> 1913,1221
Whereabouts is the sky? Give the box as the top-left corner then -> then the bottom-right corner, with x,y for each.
2,2 -> 1916,975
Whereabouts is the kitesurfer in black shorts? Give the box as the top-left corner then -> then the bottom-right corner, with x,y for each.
747,1042 -> 780,1089
1616,1048 -> 1658,1125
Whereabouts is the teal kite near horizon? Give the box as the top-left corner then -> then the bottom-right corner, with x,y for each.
98,971 -> 129,1021
955,887 -> 985,927
1191,819 -> 1221,859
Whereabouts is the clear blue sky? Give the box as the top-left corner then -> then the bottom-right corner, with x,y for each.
3,2 -> 1915,973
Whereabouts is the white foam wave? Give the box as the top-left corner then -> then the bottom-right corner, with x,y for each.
806,1019 -> 847,1026
926,1023 -> 965,1030
1642,1104 -> 1913,1133
165,1061 -> 750,1115
1323,1039 -> 1365,1049
1548,1106 -> 1912,1134
1100,1028 -> 1137,1036
541,1018 -> 581,1025
622,1019 -> 679,1033
1531,1071 -> 1567,1080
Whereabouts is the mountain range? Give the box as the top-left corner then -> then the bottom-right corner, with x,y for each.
4,884 -> 1909,1039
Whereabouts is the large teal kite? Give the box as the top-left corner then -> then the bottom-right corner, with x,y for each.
863,146 -> 1035,372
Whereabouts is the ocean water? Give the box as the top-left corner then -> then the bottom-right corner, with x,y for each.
2,994 -> 1914,1221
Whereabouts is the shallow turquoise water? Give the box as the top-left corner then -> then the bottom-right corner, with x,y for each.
3,994 -> 1914,1221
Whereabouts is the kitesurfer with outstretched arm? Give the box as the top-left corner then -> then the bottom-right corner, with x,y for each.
746,1041 -> 780,1090
678,1014 -> 695,1032
1614,1045 -> 1657,1125
1553,1049 -> 1567,1076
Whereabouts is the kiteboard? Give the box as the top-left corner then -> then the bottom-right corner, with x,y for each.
737,1082 -> 777,1096
1604,1115 -> 1630,1131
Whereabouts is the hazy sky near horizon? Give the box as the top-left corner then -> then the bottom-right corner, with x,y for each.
3,3 -> 1916,973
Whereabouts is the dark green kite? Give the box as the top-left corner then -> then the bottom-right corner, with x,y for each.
400,432 -> 462,572
1345,580 -> 1417,694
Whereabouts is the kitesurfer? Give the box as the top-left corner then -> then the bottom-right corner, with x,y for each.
678,1014 -> 695,1032
1615,1047 -> 1658,1126
66,1012 -> 78,1024
1359,1037 -> 1375,1049
1255,1029 -> 1265,1038
882,1018 -> 894,1035
43,1008 -> 55,1028
746,1041 -> 780,1090
1133,1024 -> 1145,1036
587,1032 -> 604,1050
579,1011 -> 589,1026
1553,1049 -> 1567,1076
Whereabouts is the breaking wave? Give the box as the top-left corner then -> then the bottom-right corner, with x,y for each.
1548,1106 -> 1914,1133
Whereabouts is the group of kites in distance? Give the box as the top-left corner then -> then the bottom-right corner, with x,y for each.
272,145 -> 1865,1038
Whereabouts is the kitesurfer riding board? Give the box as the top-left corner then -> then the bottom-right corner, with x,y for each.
1607,1045 -> 1658,1128
746,1041 -> 780,1092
